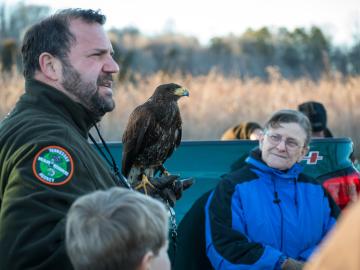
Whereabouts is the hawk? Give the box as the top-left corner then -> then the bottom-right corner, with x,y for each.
122,83 -> 189,194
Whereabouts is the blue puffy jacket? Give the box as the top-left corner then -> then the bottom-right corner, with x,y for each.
205,149 -> 339,270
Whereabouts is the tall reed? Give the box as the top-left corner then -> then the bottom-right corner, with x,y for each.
1,70 -> 359,157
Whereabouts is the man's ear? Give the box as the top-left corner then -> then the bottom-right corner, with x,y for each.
38,52 -> 62,81
137,251 -> 153,270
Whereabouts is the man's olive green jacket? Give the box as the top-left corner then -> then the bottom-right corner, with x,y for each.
0,79 -> 119,269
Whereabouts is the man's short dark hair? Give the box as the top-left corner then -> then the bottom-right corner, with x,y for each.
21,8 -> 106,79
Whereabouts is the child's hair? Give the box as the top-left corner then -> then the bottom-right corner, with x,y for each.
66,187 -> 168,270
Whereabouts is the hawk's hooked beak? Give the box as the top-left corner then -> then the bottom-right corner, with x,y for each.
174,87 -> 189,97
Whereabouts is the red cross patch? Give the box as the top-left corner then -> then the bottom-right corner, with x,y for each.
303,151 -> 323,165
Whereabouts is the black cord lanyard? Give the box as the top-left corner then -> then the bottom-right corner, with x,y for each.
89,124 -> 131,189
272,178 -> 284,251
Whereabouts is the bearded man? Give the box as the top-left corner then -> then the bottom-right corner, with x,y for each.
0,9 -> 122,270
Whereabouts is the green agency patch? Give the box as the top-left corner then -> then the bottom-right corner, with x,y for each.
32,146 -> 74,186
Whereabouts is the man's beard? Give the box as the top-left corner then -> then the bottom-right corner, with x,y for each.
61,61 -> 115,119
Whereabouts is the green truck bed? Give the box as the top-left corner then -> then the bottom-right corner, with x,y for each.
104,137 -> 357,221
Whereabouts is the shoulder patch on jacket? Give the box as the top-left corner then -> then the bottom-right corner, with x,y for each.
32,146 -> 74,186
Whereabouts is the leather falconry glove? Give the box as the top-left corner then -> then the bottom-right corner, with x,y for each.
133,175 -> 194,207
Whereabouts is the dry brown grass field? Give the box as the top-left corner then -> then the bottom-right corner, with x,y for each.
1,69 -> 360,156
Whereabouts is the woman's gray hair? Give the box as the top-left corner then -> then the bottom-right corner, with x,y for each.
66,187 -> 168,270
264,109 -> 312,146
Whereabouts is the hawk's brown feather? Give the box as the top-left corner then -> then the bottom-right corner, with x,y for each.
121,83 -> 189,183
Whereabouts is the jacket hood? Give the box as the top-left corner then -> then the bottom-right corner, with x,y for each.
245,148 -> 304,180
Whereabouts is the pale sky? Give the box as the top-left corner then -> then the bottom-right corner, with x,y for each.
4,0 -> 360,46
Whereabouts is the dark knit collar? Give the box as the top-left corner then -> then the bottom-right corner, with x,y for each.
24,79 -> 97,138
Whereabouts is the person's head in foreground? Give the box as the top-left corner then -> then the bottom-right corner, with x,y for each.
259,109 -> 311,170
66,187 -> 170,270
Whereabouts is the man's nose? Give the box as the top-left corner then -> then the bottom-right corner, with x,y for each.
103,56 -> 120,74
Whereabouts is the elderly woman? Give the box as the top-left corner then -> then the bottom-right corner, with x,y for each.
205,110 -> 339,270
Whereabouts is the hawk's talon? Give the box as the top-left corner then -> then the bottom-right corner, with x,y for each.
134,174 -> 155,195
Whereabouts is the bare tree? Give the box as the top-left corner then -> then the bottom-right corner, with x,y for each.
0,2 -> 50,41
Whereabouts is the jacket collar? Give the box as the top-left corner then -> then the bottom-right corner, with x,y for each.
24,79 -> 97,138
246,148 -> 304,179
